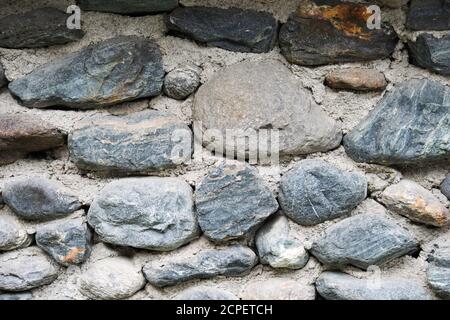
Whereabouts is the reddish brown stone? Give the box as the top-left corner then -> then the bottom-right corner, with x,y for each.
325,68 -> 387,91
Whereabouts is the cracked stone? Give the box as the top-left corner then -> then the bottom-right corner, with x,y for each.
409,34 -> 450,76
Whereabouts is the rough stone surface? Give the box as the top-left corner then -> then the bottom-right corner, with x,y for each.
379,180 -> 450,227
36,217 -> 92,266
325,68 -> 387,92
255,215 -> 309,269
0,7 -> 84,49
0,64 -> 7,88
408,34 -> 450,76
166,6 -> 278,53
407,0 -> 450,31
172,286 -> 238,300
441,174 -> 450,200
241,279 -> 316,300
2,177 -> 82,221
0,247 -> 59,292
279,160 -> 367,226
427,246 -> 450,299
310,213 -> 419,269
0,292 -> 33,300
316,271 -> 432,300
193,60 -> 342,158
279,0 -> 398,66
9,36 -> 164,109
0,215 -> 32,251
164,66 -> 201,100
88,178 -> 199,251
79,257 -> 145,300
143,246 -> 258,287
195,161 -> 278,242
344,79 -> 450,165
78,0 -> 179,15
68,110 -> 192,174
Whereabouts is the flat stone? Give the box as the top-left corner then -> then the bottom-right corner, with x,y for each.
0,292 -> 33,300
407,0 -> 450,31
0,63 -> 6,88
310,213 -> 418,269
379,180 -> 450,227
441,174 -> 450,200
408,34 -> 450,76
79,257 -> 145,300
241,279 -> 316,300
3,177 -> 82,221
36,217 -> 92,266
279,0 -> 398,66
255,215 -> 309,269
0,247 -> 59,292
0,215 -> 32,251
88,178 -> 199,251
193,60 -> 342,158
279,160 -> 367,226
68,110 -> 192,174
344,79 -> 450,165
164,66 -> 201,100
9,36 -> 164,109
316,271 -> 432,300
173,287 -> 238,300
325,68 -> 387,92
195,161 -> 278,242
143,246 -> 258,287
427,246 -> 450,299
166,6 -> 278,53
0,114 -> 65,165
78,0 -> 179,15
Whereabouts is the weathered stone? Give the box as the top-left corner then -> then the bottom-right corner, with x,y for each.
68,110 -> 192,173
0,8 -> 84,49
0,64 -> 6,88
173,287 -> 238,300
0,114 -> 65,165
88,178 -> 199,251
279,160 -> 367,226
441,174 -> 450,200
0,292 -> 33,300
379,180 -> 450,227
195,161 -> 278,242
79,257 -> 145,300
164,66 -> 201,100
166,6 -> 278,53
344,79 -> 450,165
0,247 -> 58,292
408,34 -> 450,76
0,215 -> 32,251
193,60 -> 342,158
317,271 -> 432,300
36,217 -> 92,266
325,68 -> 387,92
255,215 -> 309,269
143,246 -> 258,287
3,177 -> 82,221
9,36 -> 164,109
279,0 -> 398,66
241,279 -> 316,300
407,0 -> 450,31
427,246 -> 450,299
78,0 -> 179,15
310,213 -> 418,269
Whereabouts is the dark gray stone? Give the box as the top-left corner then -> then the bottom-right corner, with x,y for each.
173,287 -> 238,300
344,79 -> 450,165
78,0 -> 179,15
88,178 -> 199,251
0,292 -> 33,300
441,174 -> 450,200
310,213 -> 418,269
316,271 -> 432,300
427,246 -> 450,299
0,215 -> 32,251
279,160 -> 367,226
68,110 -> 192,174
164,66 -> 201,100
407,0 -> 450,31
195,161 -> 278,242
0,63 -> 6,88
143,246 -> 258,287
36,217 -> 92,266
0,7 -> 84,49
409,34 -> 450,76
3,177 -> 82,221
166,6 -> 278,53
9,36 -> 164,109
279,0 -> 398,66
0,247 -> 59,292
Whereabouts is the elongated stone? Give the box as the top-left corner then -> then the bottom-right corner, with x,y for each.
166,6 -> 278,53
427,246 -> 450,299
279,0 -> 398,66
310,213 -> 418,269
344,79 -> 450,165
408,34 -> 450,76
78,0 -> 179,15
143,246 -> 258,287
0,64 -> 7,88
325,68 -> 387,92
173,287 -> 238,300
441,174 -> 450,200
68,110 -> 192,173
0,215 -> 32,251
88,178 -> 199,251
9,36 -> 164,109
407,0 -> 450,31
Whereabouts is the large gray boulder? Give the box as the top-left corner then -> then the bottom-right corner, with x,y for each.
77,0 -> 179,15
0,215 -> 32,251
409,34 -> 450,76
427,246 -> 450,299
88,178 -> 199,251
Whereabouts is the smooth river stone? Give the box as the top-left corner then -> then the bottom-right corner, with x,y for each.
427,246 -> 450,299
77,0 -> 179,15
408,34 -> 450,76
407,0 -> 450,31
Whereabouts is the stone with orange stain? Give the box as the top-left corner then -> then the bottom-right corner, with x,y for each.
325,68 -> 387,92
379,180 -> 450,227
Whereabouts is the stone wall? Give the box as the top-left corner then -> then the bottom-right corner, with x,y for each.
0,0 -> 449,300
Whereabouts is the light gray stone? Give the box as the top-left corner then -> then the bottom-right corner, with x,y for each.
0,292 -> 33,300
164,66 -> 201,100
427,246 -> 450,299
0,215 -> 32,251
173,287 -> 238,300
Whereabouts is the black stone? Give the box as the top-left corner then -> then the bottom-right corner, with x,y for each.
77,0 -> 179,15
407,0 -> 450,31
409,34 -> 450,76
